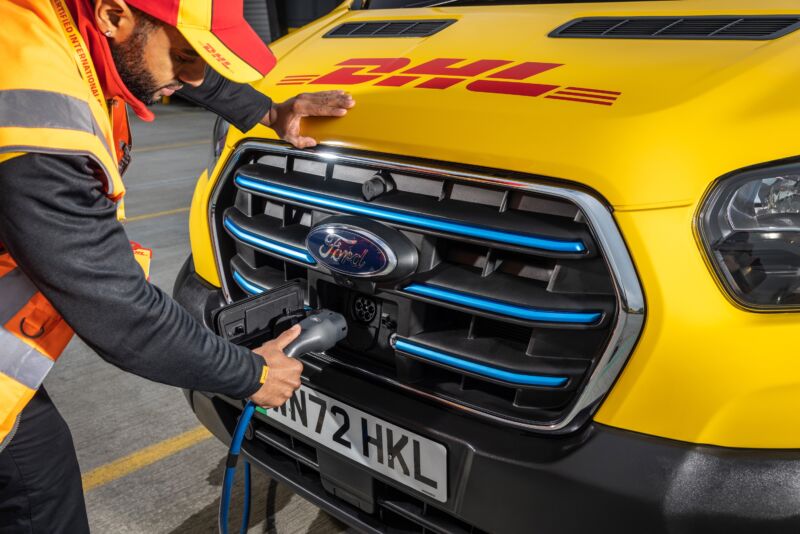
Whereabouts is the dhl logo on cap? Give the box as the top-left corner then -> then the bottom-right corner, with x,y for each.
125,0 -> 276,83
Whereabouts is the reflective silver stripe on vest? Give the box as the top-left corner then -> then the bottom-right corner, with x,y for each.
0,89 -> 115,185
0,327 -> 53,390
0,268 -> 38,325
0,89 -> 93,132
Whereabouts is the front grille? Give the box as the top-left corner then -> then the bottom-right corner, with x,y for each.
551,16 -> 800,40
210,142 -> 644,432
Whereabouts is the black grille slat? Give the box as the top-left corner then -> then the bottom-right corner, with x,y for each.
719,18 -> 800,36
377,490 -> 476,534
558,19 -> 621,35
610,19 -> 675,36
224,208 -> 309,256
551,16 -> 800,40
329,22 -> 362,36
400,264 -> 614,329
404,21 -> 451,36
546,258 -> 616,296
253,427 -> 319,469
526,327 -> 611,360
434,374 -> 569,422
375,22 -> 416,35
230,256 -> 287,294
403,331 -> 589,384
324,19 -> 456,38
351,22 -> 382,35
328,23 -> 357,36
235,164 -> 595,258
471,316 -> 531,346
657,18 -> 739,36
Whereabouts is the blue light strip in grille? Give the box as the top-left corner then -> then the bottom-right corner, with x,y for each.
403,283 -> 602,324
232,270 -> 266,295
394,339 -> 568,387
234,176 -> 586,253
223,217 -> 316,265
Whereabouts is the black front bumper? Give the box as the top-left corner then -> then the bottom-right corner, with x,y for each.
175,258 -> 800,534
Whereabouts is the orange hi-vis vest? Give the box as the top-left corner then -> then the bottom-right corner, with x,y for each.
0,0 -> 131,450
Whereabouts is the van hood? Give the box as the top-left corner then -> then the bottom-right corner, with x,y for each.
247,1 -> 800,209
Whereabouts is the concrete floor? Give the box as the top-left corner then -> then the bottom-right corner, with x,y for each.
45,103 -> 349,533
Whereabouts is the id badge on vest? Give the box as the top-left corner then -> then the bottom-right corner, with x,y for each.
111,98 -> 132,176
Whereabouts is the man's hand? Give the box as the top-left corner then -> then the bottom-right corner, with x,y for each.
261,90 -> 355,149
249,324 -> 303,408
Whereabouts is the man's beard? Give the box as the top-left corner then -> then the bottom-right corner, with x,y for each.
109,28 -> 160,105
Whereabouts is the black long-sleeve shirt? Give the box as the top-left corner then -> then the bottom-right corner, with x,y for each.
0,74 -> 272,398
178,67 -> 271,131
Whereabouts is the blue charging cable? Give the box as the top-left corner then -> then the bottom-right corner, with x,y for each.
218,310 -> 348,533
219,400 -> 256,534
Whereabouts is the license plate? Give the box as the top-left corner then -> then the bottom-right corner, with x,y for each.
258,384 -> 448,502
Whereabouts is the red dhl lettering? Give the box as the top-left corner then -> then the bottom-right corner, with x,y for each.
202,43 -> 232,70
277,58 -> 621,106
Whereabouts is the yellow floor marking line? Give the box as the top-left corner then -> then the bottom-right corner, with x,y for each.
123,206 -> 190,223
134,139 -> 209,154
82,426 -> 213,492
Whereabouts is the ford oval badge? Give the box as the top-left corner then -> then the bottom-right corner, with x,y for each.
307,225 -> 395,277
306,216 -> 418,280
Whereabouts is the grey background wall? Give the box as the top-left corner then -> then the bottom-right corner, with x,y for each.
244,0 -> 343,43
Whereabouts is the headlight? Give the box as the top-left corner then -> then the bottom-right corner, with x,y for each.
208,116 -> 230,173
698,164 -> 800,310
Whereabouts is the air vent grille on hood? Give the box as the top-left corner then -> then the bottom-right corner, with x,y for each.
325,19 -> 456,38
551,16 -> 800,40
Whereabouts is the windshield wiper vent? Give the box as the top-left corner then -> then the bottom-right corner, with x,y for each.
325,19 -> 456,38
551,16 -> 800,40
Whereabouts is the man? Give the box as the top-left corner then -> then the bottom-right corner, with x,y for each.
0,0 -> 354,531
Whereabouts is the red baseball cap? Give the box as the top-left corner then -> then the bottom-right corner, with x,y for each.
125,0 -> 276,83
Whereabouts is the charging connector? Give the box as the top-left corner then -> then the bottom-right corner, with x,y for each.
217,302 -> 347,534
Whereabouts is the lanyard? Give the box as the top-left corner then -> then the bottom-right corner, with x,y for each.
51,0 -> 108,116
50,0 -> 133,177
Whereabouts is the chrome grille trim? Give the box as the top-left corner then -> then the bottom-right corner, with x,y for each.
208,141 -> 645,433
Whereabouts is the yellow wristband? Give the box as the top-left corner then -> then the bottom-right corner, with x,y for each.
259,365 -> 270,384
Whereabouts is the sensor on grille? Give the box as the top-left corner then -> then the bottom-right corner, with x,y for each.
362,173 -> 396,201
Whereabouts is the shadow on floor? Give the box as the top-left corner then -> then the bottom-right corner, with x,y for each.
168,456 -> 347,533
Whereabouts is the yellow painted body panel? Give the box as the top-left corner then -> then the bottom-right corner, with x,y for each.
190,169 -> 221,287
599,207 -> 800,448
190,0 -> 800,448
